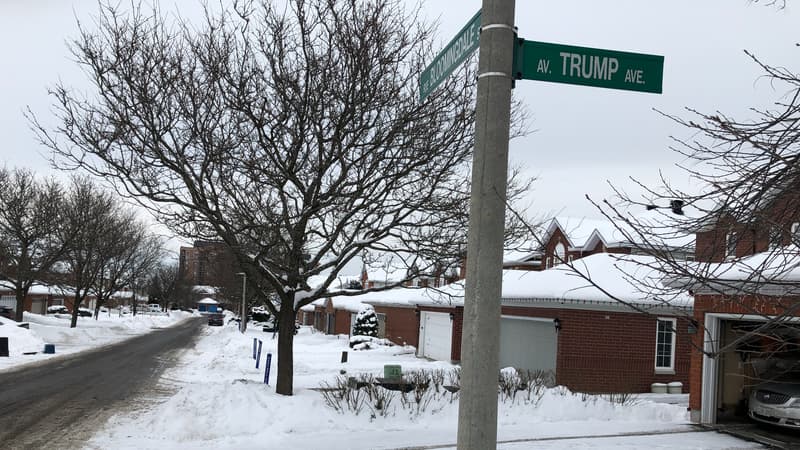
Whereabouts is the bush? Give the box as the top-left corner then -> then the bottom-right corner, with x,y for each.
352,305 -> 378,338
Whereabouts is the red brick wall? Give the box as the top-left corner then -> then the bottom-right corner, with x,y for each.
334,309 -> 352,335
453,305 -> 690,393
373,306 -> 418,347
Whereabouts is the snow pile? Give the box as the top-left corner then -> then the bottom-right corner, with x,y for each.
0,311 -> 193,372
0,316 -> 45,357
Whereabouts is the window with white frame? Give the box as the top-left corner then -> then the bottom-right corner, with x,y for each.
0,295 -> 15,310
655,318 -> 676,373
554,243 -> 566,266
725,231 -> 737,259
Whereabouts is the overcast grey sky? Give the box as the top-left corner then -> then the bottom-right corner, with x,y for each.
1,0 -> 797,222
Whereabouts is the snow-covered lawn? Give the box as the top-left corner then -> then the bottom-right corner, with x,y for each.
0,310 -> 193,372
86,323 -> 763,449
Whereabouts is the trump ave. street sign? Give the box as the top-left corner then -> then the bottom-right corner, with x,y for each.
419,10 -> 481,101
514,40 -> 664,94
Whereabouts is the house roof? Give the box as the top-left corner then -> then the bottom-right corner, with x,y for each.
197,297 -> 219,304
420,253 -> 692,310
670,245 -> 800,295
0,280 -> 76,297
192,285 -> 218,295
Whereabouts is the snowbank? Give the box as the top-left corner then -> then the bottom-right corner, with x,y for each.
0,311 -> 194,372
86,325 -> 703,450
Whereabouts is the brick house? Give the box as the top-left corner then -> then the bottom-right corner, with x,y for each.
418,253 -> 693,393
682,195 -> 800,425
0,281 -> 80,316
308,295 -> 367,336
504,215 -> 694,271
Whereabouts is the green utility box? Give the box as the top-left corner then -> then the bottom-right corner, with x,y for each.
384,364 -> 402,379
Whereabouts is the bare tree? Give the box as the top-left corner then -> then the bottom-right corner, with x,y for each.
57,177 -> 121,328
0,168 -> 69,321
147,263 -> 184,309
571,43 -> 800,395
92,212 -> 164,319
28,0 -> 539,395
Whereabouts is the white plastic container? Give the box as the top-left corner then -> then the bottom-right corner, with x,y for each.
650,382 -> 668,394
667,381 -> 683,394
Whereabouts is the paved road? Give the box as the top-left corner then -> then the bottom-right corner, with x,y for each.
0,317 -> 204,449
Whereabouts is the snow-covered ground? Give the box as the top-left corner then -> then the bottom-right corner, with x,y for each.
0,310 -> 193,372
85,323 -> 763,449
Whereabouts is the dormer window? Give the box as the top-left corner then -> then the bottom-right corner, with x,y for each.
554,242 -> 566,266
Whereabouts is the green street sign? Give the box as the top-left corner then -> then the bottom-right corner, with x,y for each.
419,10 -> 481,101
514,40 -> 663,94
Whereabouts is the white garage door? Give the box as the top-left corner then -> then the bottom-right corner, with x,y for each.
419,311 -> 453,361
500,316 -> 557,372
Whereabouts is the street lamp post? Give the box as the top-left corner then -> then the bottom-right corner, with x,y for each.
236,272 -> 247,333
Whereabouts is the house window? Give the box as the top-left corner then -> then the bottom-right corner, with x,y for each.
376,313 -> 387,338
725,231 -> 737,259
0,295 -> 15,311
655,318 -> 676,373
769,226 -> 783,250
792,222 -> 800,244
555,243 -> 566,266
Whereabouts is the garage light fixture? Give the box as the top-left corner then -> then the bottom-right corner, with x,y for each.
553,318 -> 561,333
449,312 -> 455,321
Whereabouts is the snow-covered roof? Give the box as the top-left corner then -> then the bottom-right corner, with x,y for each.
197,297 -> 219,304
420,253 -> 692,310
0,280 -> 75,297
502,254 -> 691,307
192,285 -> 218,295
357,284 -> 464,308
531,213 -> 696,255
671,245 -> 800,295
319,292 -> 368,313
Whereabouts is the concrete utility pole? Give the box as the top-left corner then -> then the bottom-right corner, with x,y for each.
456,1 -> 515,449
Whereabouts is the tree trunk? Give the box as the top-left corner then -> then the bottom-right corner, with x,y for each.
70,295 -> 79,328
14,289 -> 25,322
275,303 -> 296,395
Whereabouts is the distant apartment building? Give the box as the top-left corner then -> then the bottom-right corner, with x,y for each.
178,241 -> 236,287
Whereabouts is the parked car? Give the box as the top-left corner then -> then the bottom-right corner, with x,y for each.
77,307 -> 93,317
748,356 -> 800,429
47,305 -> 70,314
208,313 -> 224,326
749,371 -> 800,428
148,303 -> 161,312
0,305 -> 14,320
